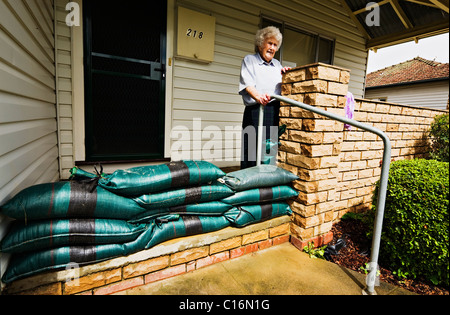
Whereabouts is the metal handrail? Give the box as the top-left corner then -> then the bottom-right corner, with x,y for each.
261,95 -> 392,295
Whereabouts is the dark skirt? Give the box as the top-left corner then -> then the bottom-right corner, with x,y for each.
241,101 -> 280,169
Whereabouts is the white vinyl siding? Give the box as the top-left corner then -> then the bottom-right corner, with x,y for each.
0,0 -> 58,285
172,0 -> 368,167
55,0 -> 75,179
365,80 -> 450,111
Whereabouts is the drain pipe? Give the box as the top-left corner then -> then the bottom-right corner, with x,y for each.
270,95 -> 391,295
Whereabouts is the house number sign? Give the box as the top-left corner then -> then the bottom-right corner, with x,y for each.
186,29 -> 204,39
177,7 -> 216,63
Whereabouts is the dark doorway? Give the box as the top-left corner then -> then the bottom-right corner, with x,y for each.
84,0 -> 167,161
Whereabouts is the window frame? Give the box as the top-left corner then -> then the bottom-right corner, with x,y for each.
260,15 -> 336,66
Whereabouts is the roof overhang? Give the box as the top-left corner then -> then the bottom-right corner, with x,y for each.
366,76 -> 449,89
340,0 -> 449,50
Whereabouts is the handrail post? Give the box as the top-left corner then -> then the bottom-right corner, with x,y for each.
365,135 -> 391,295
270,95 -> 391,295
256,105 -> 265,166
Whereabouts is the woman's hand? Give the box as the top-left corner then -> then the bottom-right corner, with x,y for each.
245,86 -> 272,106
257,93 -> 272,106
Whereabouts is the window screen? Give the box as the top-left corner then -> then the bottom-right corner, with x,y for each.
261,17 -> 335,67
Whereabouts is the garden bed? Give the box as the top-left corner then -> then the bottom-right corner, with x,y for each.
328,218 -> 449,295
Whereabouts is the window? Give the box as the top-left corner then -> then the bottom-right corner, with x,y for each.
261,18 -> 335,68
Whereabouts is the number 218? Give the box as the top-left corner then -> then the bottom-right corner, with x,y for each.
187,29 -> 204,39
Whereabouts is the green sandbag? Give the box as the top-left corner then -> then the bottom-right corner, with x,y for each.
73,160 -> 226,197
1,226 -> 155,284
70,166 -> 106,180
0,219 -> 149,254
219,165 -> 299,192
0,181 -> 148,221
1,215 -> 230,284
221,186 -> 298,206
128,201 -> 233,224
133,183 -> 234,210
225,202 -> 293,228
145,215 -> 231,249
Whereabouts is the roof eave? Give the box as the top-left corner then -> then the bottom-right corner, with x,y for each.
367,21 -> 449,50
366,76 -> 450,89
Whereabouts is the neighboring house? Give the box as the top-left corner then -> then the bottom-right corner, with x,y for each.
365,57 -> 450,110
1,0 -> 449,284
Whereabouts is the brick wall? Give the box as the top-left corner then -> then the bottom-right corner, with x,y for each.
335,98 -> 439,219
279,63 -> 448,247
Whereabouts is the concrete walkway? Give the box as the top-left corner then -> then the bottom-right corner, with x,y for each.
115,242 -> 415,296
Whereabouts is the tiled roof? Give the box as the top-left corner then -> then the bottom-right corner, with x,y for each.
366,57 -> 449,88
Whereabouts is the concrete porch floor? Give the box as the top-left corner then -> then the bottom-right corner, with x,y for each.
115,242 -> 415,296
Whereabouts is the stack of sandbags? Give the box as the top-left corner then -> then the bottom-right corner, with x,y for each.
74,160 -> 236,222
1,215 -> 232,284
1,219 -> 153,283
0,161 -> 232,283
0,162 -> 298,284
1,161 -> 232,222
219,165 -> 299,227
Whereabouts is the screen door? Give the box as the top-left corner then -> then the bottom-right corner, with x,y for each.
84,0 -> 167,161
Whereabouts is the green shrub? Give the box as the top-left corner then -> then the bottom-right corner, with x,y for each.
429,114 -> 449,162
372,159 -> 449,286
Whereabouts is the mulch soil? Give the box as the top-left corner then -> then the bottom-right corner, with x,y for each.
328,218 -> 449,296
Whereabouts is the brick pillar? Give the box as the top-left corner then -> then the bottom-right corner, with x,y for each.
278,63 -> 351,249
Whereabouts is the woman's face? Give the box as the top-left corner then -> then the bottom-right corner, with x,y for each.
259,37 -> 279,63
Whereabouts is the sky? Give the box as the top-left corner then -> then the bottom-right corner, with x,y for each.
366,33 -> 450,73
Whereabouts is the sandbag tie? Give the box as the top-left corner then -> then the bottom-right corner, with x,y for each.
235,206 -> 257,221
71,164 -> 106,193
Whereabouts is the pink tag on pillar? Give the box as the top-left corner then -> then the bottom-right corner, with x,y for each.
345,92 -> 355,131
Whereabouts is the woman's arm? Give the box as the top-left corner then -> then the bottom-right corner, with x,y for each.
245,86 -> 271,106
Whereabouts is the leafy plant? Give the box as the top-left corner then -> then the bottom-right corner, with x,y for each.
429,114 -> 449,162
303,242 -> 327,260
360,263 -> 381,277
371,159 -> 449,286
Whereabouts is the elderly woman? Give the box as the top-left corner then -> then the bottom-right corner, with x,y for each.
239,26 -> 290,169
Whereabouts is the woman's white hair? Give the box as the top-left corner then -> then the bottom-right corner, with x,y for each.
255,26 -> 283,49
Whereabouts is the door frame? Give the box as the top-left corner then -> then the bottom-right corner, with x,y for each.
71,0 -> 174,164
